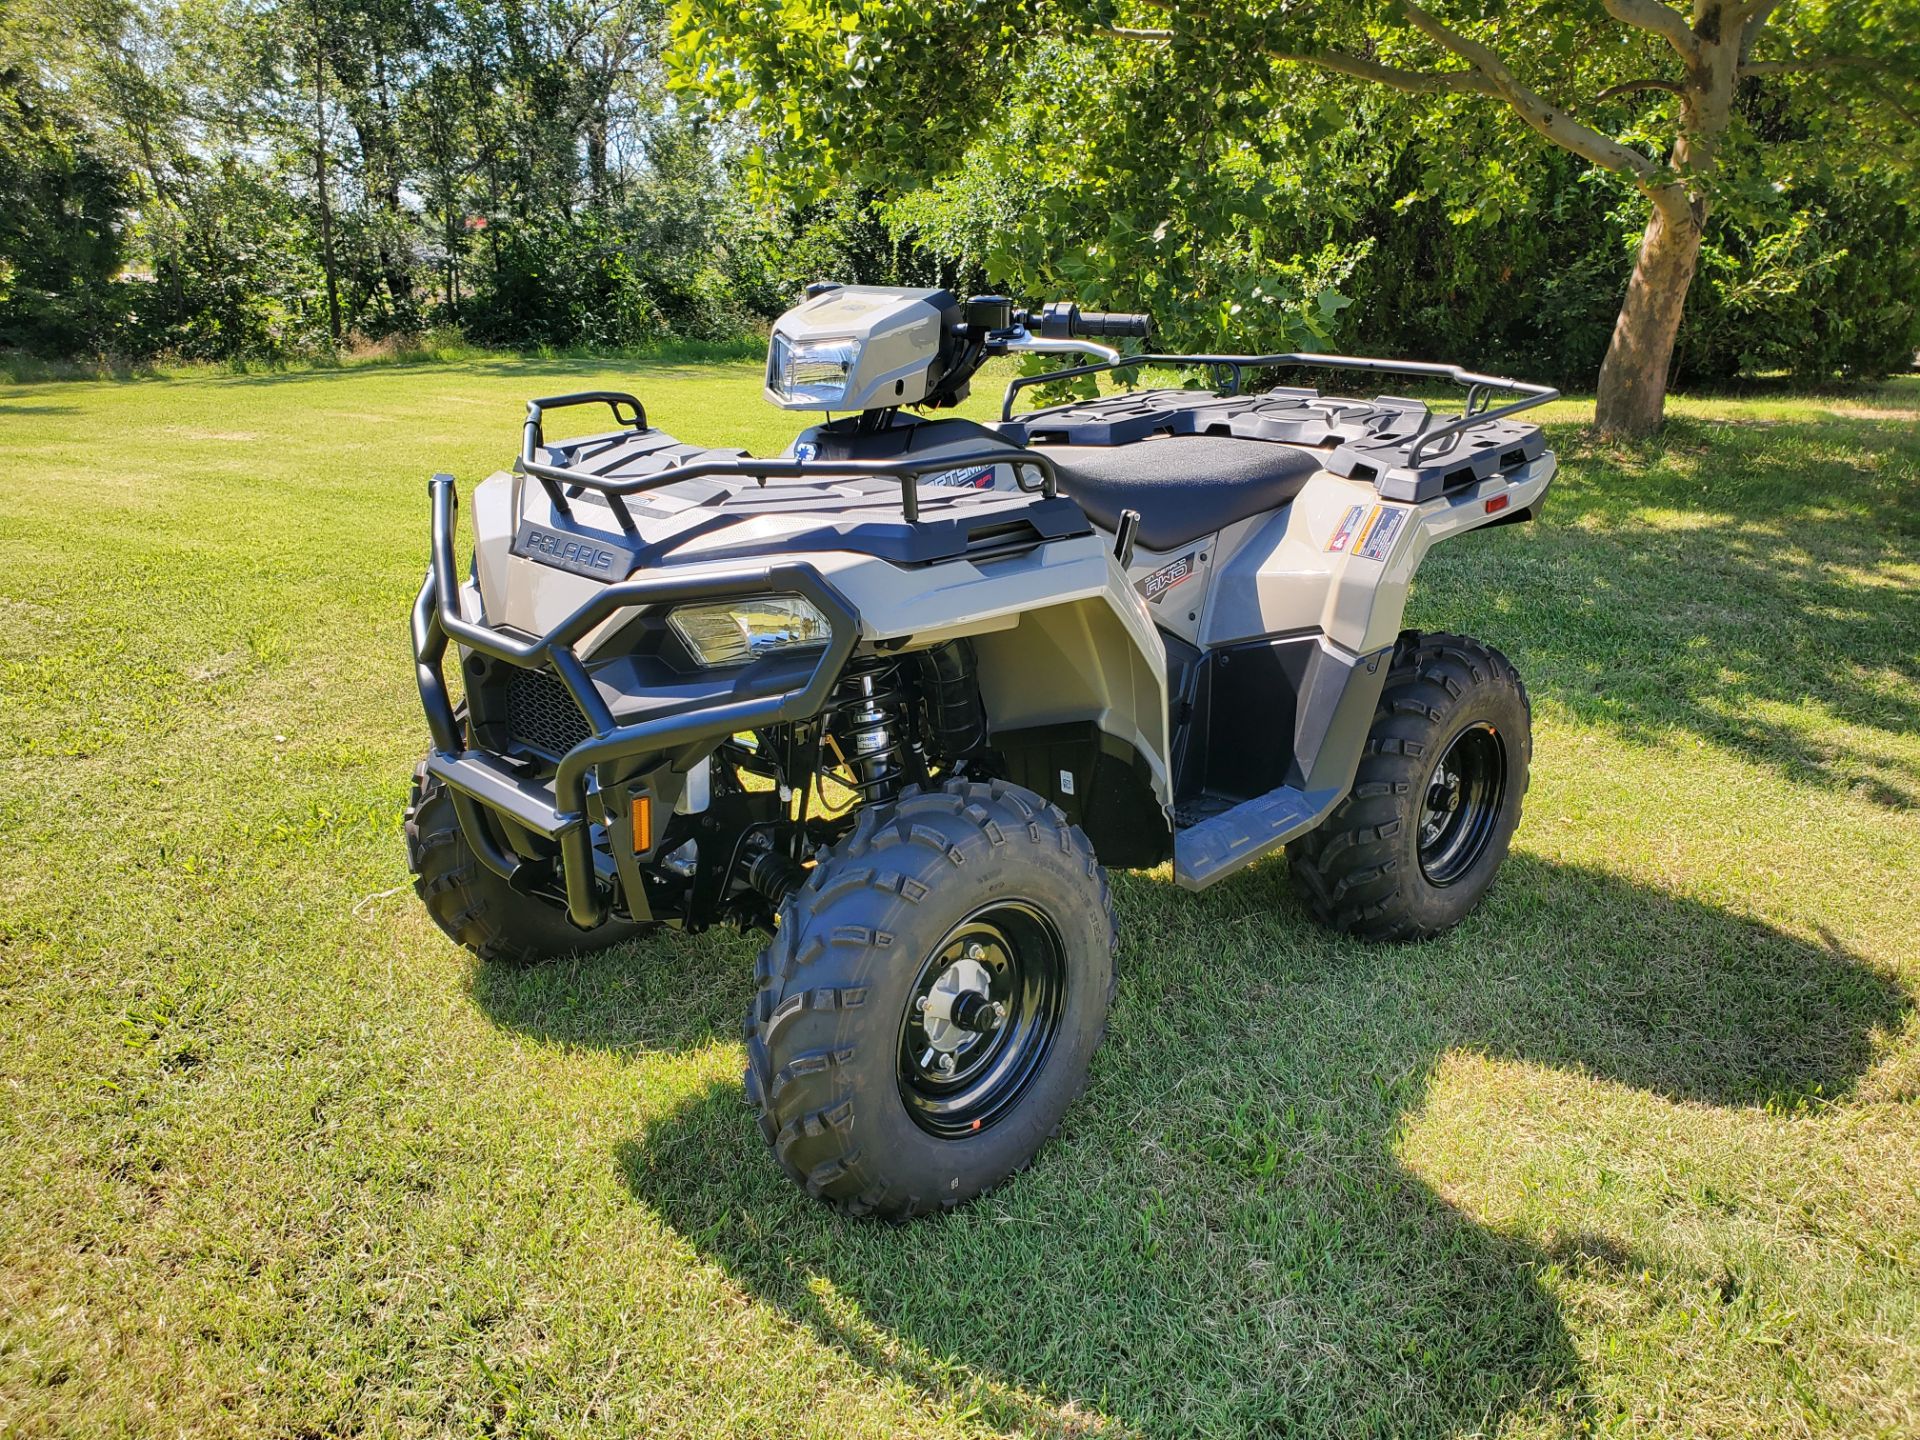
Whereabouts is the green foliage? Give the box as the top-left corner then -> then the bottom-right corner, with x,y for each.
0,40 -> 132,355
1683,174 -> 1920,384
0,0 -> 923,362
674,0 -> 1920,389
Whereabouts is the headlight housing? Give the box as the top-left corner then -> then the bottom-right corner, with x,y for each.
667,594 -> 832,668
767,332 -> 860,406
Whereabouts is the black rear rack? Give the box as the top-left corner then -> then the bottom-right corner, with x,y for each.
1001,353 -> 1558,470
518,391 -> 1060,532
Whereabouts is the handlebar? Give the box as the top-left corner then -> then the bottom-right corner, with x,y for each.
1034,301 -> 1152,343
1074,311 -> 1152,339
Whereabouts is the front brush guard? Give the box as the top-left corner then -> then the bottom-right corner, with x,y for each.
411,472 -> 859,930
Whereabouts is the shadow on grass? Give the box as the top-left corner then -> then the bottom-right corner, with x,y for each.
581,857 -> 1909,1437
466,924 -> 751,1054
1429,394 -> 1920,808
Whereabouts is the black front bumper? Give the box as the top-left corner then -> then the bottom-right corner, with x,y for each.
411,472 -> 858,929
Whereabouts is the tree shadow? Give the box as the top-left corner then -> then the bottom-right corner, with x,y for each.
1421,393 -> 1920,808
598,858 -> 1909,1437
464,925 -> 744,1055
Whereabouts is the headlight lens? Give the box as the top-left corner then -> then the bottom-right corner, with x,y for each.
768,332 -> 860,405
668,594 -> 832,668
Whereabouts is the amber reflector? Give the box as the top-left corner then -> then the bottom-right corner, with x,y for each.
630,795 -> 653,853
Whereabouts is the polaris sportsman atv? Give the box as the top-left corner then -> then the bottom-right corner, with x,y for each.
406,285 -> 1557,1217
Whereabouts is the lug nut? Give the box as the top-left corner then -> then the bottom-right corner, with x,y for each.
937,1053 -> 956,1074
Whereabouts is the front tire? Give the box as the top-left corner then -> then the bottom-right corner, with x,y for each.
745,780 -> 1117,1219
1289,631 -> 1531,942
404,758 -> 647,966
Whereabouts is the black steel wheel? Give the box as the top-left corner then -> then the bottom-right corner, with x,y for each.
1417,722 -> 1509,887
896,903 -> 1067,1139
745,780 -> 1117,1219
1289,631 -> 1531,942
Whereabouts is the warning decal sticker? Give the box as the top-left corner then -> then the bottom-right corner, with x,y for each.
1326,504 -> 1367,553
1354,505 -> 1408,561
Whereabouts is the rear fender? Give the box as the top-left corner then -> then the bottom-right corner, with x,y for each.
1199,453 -> 1555,655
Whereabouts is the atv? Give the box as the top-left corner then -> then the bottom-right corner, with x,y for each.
406,285 -> 1557,1217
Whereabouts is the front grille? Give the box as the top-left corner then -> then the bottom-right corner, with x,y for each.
505,666 -> 594,757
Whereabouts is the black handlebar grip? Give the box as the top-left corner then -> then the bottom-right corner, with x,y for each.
1074,311 -> 1152,339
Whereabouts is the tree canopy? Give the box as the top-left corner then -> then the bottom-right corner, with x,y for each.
675,0 -> 1920,431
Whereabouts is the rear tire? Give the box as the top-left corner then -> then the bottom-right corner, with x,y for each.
404,757 -> 647,966
1289,631 -> 1530,942
745,780 -> 1117,1218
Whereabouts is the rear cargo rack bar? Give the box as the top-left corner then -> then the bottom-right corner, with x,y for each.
1001,353 -> 1558,467
414,471 -> 859,930
520,390 -> 1060,527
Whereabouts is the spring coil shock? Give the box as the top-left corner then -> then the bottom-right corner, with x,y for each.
826,656 -> 914,802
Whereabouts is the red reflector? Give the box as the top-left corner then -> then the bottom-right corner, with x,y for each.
1485,494 -> 1511,514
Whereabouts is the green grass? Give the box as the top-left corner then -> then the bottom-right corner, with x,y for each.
1,357 -> 1916,1438
0,331 -> 766,386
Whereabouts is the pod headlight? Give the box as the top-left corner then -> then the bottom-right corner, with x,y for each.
668,594 -> 832,669
767,332 -> 860,406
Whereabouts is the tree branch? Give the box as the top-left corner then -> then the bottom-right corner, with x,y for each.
1736,0 -> 1785,65
1259,43 -> 1497,96
1730,0 -> 1786,29
1867,79 -> 1920,127
1595,77 -> 1686,101
1131,0 -> 1497,96
1741,55 -> 1894,75
1108,26 -> 1172,41
1600,0 -> 1701,63
1397,0 -> 1661,180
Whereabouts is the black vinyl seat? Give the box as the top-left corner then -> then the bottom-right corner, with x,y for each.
1039,435 -> 1324,552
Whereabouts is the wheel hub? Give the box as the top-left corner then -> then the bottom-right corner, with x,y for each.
915,952 -> 1005,1057
1422,767 -> 1463,843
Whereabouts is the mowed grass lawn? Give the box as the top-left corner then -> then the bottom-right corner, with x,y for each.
1,356 -> 1916,1439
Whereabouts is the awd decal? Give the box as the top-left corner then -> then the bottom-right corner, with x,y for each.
1326,504 -> 1367,553
1136,551 -> 1196,605
512,522 -> 630,579
1353,505 -> 1408,561
923,465 -> 996,489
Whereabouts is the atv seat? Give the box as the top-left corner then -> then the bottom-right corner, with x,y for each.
1039,435 -> 1323,552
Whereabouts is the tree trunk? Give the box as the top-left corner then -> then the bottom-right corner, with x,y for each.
311,2 -> 341,342
1594,189 -> 1704,437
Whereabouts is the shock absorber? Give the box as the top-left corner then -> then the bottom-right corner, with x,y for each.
827,656 -> 914,802
918,639 -> 987,761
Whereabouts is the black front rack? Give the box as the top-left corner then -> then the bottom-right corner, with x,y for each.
517,391 -> 1060,534
1001,352 -> 1559,469
414,468 -> 863,930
